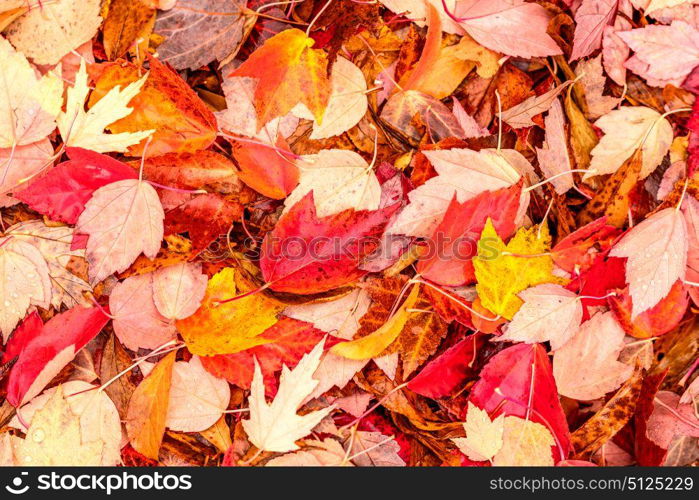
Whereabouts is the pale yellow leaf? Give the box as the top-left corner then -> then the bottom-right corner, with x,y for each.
284,149 -> 381,218
452,402 -> 504,462
0,38 -> 63,147
309,57 -> 368,140
243,340 -> 333,452
10,381 -> 121,466
5,0 -> 102,65
586,106 -> 673,180
0,238 -> 51,341
492,416 -> 555,466
58,60 -> 154,153
14,385 -> 106,466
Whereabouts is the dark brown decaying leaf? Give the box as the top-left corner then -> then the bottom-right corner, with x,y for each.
663,436 -> 699,466
99,333 -> 137,418
380,90 -> 463,143
154,0 -> 251,70
564,91 -> 598,171
651,319 -> 699,388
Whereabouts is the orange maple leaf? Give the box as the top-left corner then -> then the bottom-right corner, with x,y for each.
230,28 -> 331,129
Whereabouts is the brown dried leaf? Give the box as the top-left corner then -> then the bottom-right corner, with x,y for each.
99,333 -> 137,418
570,367 -> 643,459
579,151 -> 643,227
102,0 -> 156,60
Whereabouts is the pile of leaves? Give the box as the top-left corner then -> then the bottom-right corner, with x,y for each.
0,0 -> 698,467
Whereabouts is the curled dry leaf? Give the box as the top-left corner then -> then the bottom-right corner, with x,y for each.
570,368 -> 643,459
380,90 -> 463,142
535,99 -> 573,195
576,55 -> 620,120
499,81 -> 574,129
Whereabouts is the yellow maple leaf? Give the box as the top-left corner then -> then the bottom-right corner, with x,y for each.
474,219 -> 561,320
176,267 -> 283,356
14,386 -> 104,466
58,60 -> 154,153
0,38 -> 63,147
451,402 -> 505,462
492,416 -> 555,466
